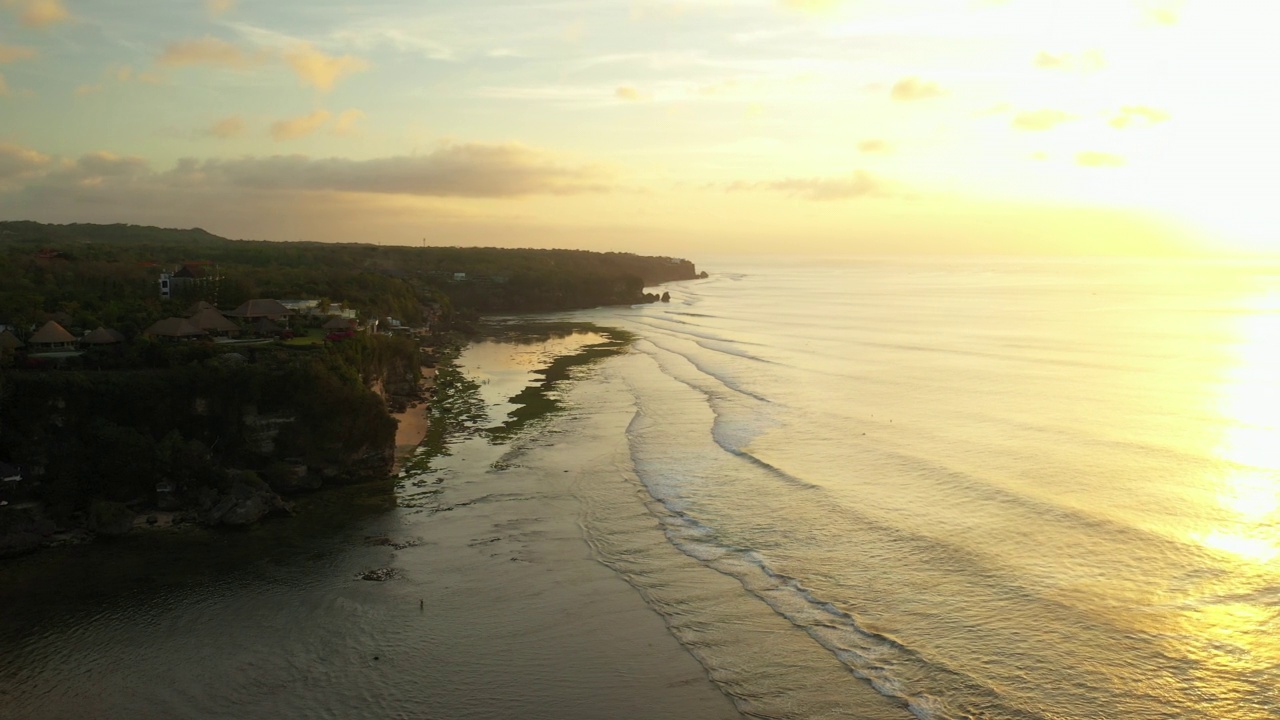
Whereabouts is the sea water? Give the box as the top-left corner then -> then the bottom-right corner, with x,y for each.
3,256 -> 1279,719
565,256 -> 1280,719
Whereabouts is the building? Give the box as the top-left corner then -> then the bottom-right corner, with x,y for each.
28,321 -> 76,351
0,330 -> 23,354
188,308 -> 240,336
226,299 -> 292,322
160,262 -> 220,301
81,327 -> 126,346
143,317 -> 207,339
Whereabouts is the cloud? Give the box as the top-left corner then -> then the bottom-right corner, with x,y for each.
1012,109 -> 1074,131
857,139 -> 892,154
75,152 -> 151,177
0,143 -> 51,180
778,0 -> 844,11
1109,105 -> 1170,129
726,170 -> 890,201
890,77 -> 944,102
0,142 -> 614,210
615,85 -> 650,101
1076,151 -> 1125,168
1140,0 -> 1182,25
270,110 -> 332,141
283,43 -> 370,91
207,115 -> 247,139
0,72 -> 7,96
74,83 -> 103,96
206,0 -> 236,17
158,36 -> 266,69
1033,50 -> 1104,71
332,109 -> 365,136
2,0 -> 71,27
697,79 -> 740,97
187,144 -> 613,197
0,44 -> 37,63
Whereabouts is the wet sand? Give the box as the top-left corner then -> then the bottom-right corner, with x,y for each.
387,347 -> 742,720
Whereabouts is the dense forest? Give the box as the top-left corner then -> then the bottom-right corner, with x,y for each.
0,221 -> 702,336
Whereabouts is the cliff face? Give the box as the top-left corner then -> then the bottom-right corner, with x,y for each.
0,342 -> 404,551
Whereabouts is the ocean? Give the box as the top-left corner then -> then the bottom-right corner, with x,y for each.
2,256 -> 1278,719
574,256 -> 1280,719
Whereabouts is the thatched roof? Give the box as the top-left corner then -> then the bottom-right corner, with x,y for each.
185,300 -> 216,316
189,307 -> 239,333
0,330 -> 23,350
226,299 -> 292,319
82,327 -> 126,345
250,317 -> 282,334
29,320 -> 76,345
144,317 -> 207,338
323,316 -> 357,330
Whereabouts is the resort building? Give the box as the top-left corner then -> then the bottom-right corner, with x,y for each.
27,321 -> 76,351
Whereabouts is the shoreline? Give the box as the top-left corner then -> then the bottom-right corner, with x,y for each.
0,323 -> 745,719
390,366 -> 436,473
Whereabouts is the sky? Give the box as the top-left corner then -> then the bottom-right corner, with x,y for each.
0,0 -> 1277,255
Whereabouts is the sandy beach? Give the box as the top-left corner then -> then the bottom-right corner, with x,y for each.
391,367 -> 436,472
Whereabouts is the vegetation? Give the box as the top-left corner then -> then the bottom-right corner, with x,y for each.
0,221 -> 701,551
0,221 -> 702,336
0,335 -> 412,520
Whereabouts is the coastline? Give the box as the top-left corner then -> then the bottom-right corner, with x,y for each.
385,328 -> 743,719
0,325 -> 745,719
390,366 -> 436,472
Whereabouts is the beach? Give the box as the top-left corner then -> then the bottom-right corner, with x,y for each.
390,366 -> 436,472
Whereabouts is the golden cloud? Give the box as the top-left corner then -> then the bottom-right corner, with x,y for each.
74,83 -> 103,96
778,0 -> 844,11
727,170 -> 890,201
0,143 -> 51,179
1109,105 -> 1170,129
890,77 -> 944,102
697,79 -> 740,97
615,86 -> 650,102
270,110 -> 332,141
207,115 -> 247,139
857,139 -> 892,154
0,142 -> 614,207
1076,151 -> 1125,168
158,37 -> 266,69
1033,50 -> 1104,71
283,43 -> 370,92
0,44 -> 37,63
1012,109 -> 1074,131
206,0 -> 236,17
73,151 -> 151,180
332,109 -> 365,136
2,0 -> 71,27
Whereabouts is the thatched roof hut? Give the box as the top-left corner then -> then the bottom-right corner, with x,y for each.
249,317 -> 282,335
185,300 -> 216,316
144,317 -> 207,339
226,299 -> 292,320
0,330 -> 23,351
81,327 -> 126,345
322,316 -> 357,331
189,307 -> 239,335
29,320 -> 76,347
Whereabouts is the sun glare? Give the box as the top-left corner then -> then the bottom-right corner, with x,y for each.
1196,297 -> 1280,563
